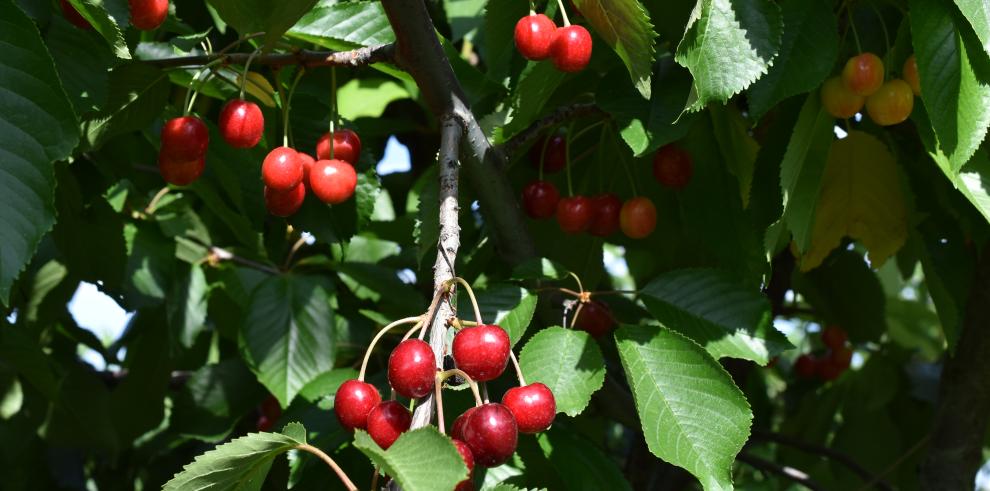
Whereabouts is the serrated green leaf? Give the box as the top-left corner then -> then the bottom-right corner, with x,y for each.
615,325 -> 752,491
954,0 -> 990,57
287,0 -> 395,48
164,429 -> 306,490
675,0 -> 783,111
46,14 -> 115,114
463,284 -> 537,347
65,0 -> 129,59
518,327 -> 605,417
171,359 -> 267,441
793,250 -> 887,343
640,269 -> 790,365
746,0 -> 838,121
501,62 -> 568,141
0,0 -> 80,305
207,0 -> 320,51
167,263 -> 209,348
536,426 -> 632,491
710,105 -> 758,207
353,428 -> 468,491
573,0 -> 657,98
779,93 -> 834,253
82,63 -> 170,150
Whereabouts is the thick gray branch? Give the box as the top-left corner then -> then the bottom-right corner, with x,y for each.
142,44 -> 395,68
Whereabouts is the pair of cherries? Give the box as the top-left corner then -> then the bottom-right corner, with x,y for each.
60,0 -> 168,31
820,53 -> 916,126
794,325 -> 852,381
523,186 -> 658,239
261,129 -> 361,217
514,13 -> 593,72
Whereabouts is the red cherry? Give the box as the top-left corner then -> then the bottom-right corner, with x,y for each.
653,144 -> 693,189
529,134 -> 567,173
219,99 -> 264,148
263,183 -> 305,217
462,403 -> 518,467
550,25 -> 592,73
260,395 -> 281,419
821,325 -> 848,350
161,116 -> 208,162
619,197 -> 657,239
388,339 -> 437,399
262,146 -> 304,191
452,325 -> 510,382
502,383 -> 556,434
794,354 -> 817,379
310,159 -> 357,204
128,0 -> 168,31
366,400 -> 411,449
297,152 -> 316,188
60,0 -> 92,29
514,13 -> 557,61
588,193 -> 621,236
556,195 -> 593,234
333,379 -> 382,431
158,154 -> 204,186
256,414 -> 274,432
522,180 -> 560,219
451,407 -> 478,441
817,357 -> 844,381
830,346 -> 853,370
453,439 -> 475,491
316,129 -> 362,164
574,300 -> 614,337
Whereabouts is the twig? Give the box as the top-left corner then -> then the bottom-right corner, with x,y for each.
736,452 -> 824,491
208,246 -> 281,275
142,44 -> 395,68
857,434 -> 929,491
751,430 -> 894,490
499,103 -> 605,161
295,444 -> 358,491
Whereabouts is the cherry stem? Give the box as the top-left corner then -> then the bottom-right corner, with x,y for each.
329,67 -> 338,160
569,120 -> 606,146
452,277 -> 483,325
564,122 -> 575,196
284,69 -> 306,148
294,444 -> 358,491
183,61 -> 222,116
508,350 -> 527,386
438,369 -> 482,406
434,376 -> 446,434
418,282 -> 453,340
537,128 -> 552,181
868,3 -> 891,71
370,467 -> 380,491
482,383 -> 490,403
614,128 -> 638,195
569,302 -> 585,328
238,47 -> 263,100
281,234 -> 308,270
556,0 -> 571,26
568,272 -> 585,294
401,320 -> 425,341
144,187 -> 170,215
358,316 -> 423,381
849,13 -> 863,53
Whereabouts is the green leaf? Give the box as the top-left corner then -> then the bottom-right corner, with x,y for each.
518,327 -> 605,417
0,0 -> 80,305
110,311 -> 172,444
207,0 -> 320,51
51,171 -> 126,289
0,373 -> 22,419
615,325 -> 752,491
793,250 -> 887,343
44,369 -> 118,452
911,0 -> 990,170
244,275 -> 336,407
82,63 -> 170,150
640,269 -> 790,365
287,0 -> 395,49
675,0 -> 783,112
46,13 -> 115,114
163,427 -> 306,490
463,284 -> 537,347
536,426 -> 632,491
573,0 -> 657,98
353,428 -> 468,491
910,220 -> 974,349
779,93 -> 834,253
478,0 -> 528,83
65,0 -> 129,59
167,263 -> 210,348
745,0 -> 838,121
171,359 -> 267,441
415,166 -> 440,268
710,105 -> 758,207
338,78 -> 410,120
954,0 -> 990,57
510,257 -> 571,281
501,62 -> 568,140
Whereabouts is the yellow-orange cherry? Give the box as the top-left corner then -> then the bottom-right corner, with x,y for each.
865,79 -> 914,126
841,53 -> 885,96
903,55 -> 921,96
820,76 -> 865,119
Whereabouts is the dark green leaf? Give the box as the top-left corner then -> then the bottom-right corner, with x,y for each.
501,62 -> 568,141
46,14 -> 115,114
778,93 -> 833,253
536,426 -> 632,491
207,0 -> 320,51
510,257 -> 571,281
82,63 -> 170,150
110,311 -> 171,444
573,0 -> 657,98
467,284 -> 537,347
65,0 -> 129,59
793,250 -> 887,343
172,359 -> 268,441
167,263 -> 210,348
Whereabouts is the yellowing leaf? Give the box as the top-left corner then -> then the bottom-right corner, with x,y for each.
801,131 -> 907,271
236,71 -> 276,108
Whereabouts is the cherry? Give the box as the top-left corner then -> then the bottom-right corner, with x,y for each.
366,400 -> 411,450
128,0 -> 168,30
619,197 -> 657,239
333,379 -> 382,430
817,356 -> 844,381
514,13 -> 557,61
652,144 -> 693,189
794,354 -> 817,379
297,152 -> 316,188
528,134 -> 567,172
903,55 -> 921,96
821,325 -> 847,350
865,79 -> 914,126
550,25 -> 593,73
256,395 -> 281,432
264,183 -> 306,217
820,76 -> 864,119
310,159 -> 358,204
462,403 -> 518,467
451,407 -> 477,441
588,193 -> 621,237
158,154 -> 204,186
219,99 -> 264,148
388,339 -> 437,399
830,346 -> 853,370
256,414 -> 274,432
452,324 -> 510,382
453,439 -> 475,491
60,0 -> 92,29
574,300 -> 614,337
316,129 -> 362,165
502,383 -> 556,433
556,195 -> 592,234
522,180 -> 560,219
262,146 -> 304,191
160,116 -> 209,162
841,53 -> 885,96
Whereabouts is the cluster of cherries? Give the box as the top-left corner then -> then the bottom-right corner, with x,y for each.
513,5 -> 592,73
820,52 -> 920,126
60,0 -> 169,31
793,325 -> 853,382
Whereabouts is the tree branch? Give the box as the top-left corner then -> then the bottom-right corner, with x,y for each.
497,103 -> 605,162
736,452 -> 825,491
750,430 -> 893,490
141,44 -> 395,68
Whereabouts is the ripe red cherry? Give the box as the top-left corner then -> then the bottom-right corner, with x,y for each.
830,346 -> 853,370
841,53 -> 885,96
452,324 -> 511,382
128,0 -> 168,31
653,144 -> 693,189
502,383 -> 556,434
522,180 -> 560,219
262,146 -> 304,191
821,325 -> 847,350
219,99 -> 264,148
297,152 -> 316,187
264,183 -> 306,217
333,379 -> 382,430
366,400 -> 411,449
388,339 -> 437,399
451,407 -> 477,441
310,159 -> 358,204
817,357 -> 844,381
529,134 -> 567,173
588,193 -> 621,237
794,354 -> 817,379
316,129 -> 362,164
161,116 -> 208,162
619,197 -> 657,239
514,13 -> 557,61
556,195 -> 592,234
550,25 -> 593,73
60,0 -> 92,29
453,439 -> 475,491
462,403 -> 518,467
574,300 -> 614,337
255,395 -> 281,432
158,154 -> 204,186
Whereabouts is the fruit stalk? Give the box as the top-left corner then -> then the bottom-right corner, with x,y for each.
294,444 -> 358,491
358,317 -> 423,381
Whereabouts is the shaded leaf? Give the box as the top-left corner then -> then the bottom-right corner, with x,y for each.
65,0 -> 129,59
573,0 -> 657,98
207,0 -> 320,51
793,250 -> 887,343
536,426 -> 632,491
779,93 -> 834,253
462,284 -> 537,347
82,63 -> 170,150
